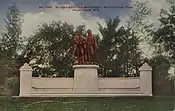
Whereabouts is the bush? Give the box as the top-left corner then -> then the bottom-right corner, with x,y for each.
0,67 -> 5,86
6,77 -> 20,96
149,55 -> 174,96
0,77 -> 19,96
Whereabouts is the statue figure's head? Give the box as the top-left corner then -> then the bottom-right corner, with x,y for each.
87,29 -> 92,35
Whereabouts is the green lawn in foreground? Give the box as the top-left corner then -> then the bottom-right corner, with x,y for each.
0,97 -> 174,111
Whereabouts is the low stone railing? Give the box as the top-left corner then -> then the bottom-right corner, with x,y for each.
19,63 -> 152,97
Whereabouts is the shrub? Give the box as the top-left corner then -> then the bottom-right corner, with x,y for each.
149,55 -> 174,96
6,77 -> 20,96
0,67 -> 5,86
0,77 -> 19,96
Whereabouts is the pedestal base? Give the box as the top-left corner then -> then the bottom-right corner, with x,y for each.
73,65 -> 99,93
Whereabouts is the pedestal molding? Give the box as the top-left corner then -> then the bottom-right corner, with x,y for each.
73,65 -> 99,69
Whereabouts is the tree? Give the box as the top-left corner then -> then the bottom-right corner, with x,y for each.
128,1 -> 154,60
97,1 -> 153,77
98,17 -> 142,77
75,25 -> 86,36
129,0 -> 153,34
151,4 -> 175,95
0,48 -> 15,85
0,1 -> 23,76
0,2 -> 22,58
129,1 -> 152,26
149,55 -> 174,95
24,21 -> 75,77
153,7 -> 175,63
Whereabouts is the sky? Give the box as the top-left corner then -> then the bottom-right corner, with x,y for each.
0,0 -> 170,37
0,0 -> 133,37
0,0 -> 174,75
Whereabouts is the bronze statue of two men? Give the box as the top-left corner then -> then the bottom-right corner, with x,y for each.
73,29 -> 98,65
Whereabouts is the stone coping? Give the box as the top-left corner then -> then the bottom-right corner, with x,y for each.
73,65 -> 99,69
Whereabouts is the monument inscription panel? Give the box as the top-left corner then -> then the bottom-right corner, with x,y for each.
73,65 -> 99,93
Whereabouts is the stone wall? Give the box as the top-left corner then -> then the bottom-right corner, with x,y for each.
19,63 -> 152,97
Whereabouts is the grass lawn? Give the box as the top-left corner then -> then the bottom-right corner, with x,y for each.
0,97 -> 174,111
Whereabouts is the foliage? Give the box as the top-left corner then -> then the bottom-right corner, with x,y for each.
0,2 -> 23,58
153,8 -> 175,63
151,6 -> 175,95
129,0 -> 152,26
128,0 -> 154,54
129,0 -> 153,34
0,53 -> 16,85
98,17 -> 142,77
149,55 -> 174,95
6,77 -> 20,96
0,2 -> 23,89
75,25 -> 86,36
24,22 -> 75,77
0,77 -> 19,96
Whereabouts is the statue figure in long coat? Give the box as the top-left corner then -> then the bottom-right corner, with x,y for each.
85,29 -> 98,64
73,32 -> 86,64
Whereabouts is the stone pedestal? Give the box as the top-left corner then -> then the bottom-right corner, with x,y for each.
73,65 -> 99,93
